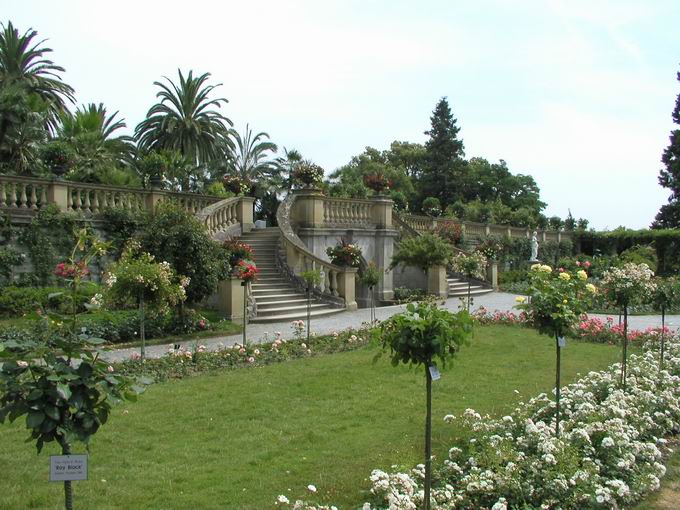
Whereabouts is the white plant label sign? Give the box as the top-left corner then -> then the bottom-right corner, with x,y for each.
50,455 -> 88,482
429,364 -> 441,381
558,337 -> 566,348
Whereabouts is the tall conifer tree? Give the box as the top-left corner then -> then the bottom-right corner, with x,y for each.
654,71 -> 680,228
422,97 -> 465,209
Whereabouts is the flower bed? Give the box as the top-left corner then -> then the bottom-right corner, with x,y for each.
116,325 -> 372,382
472,306 -> 670,347
279,331 -> 680,509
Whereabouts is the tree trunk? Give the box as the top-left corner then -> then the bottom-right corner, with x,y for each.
307,286 -> 311,343
661,305 -> 666,371
139,293 -> 146,360
242,281 -> 247,347
424,365 -> 432,510
621,305 -> 628,390
62,441 -> 73,510
555,334 -> 561,437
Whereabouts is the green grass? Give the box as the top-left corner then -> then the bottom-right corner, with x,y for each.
0,326 -> 626,509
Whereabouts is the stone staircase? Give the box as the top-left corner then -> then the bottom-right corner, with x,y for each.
447,276 -> 494,299
238,227 -> 344,323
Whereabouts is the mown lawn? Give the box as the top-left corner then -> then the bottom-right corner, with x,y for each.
0,326 -> 626,509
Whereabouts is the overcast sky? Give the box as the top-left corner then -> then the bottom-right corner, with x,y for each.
4,0 -> 680,229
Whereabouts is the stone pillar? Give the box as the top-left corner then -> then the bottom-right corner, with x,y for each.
292,189 -> 325,228
370,196 -> 393,229
237,197 -> 256,233
427,265 -> 448,299
487,260 -> 498,290
337,268 -> 358,311
373,229 -> 398,302
47,181 -> 69,212
217,276 -> 246,325
145,190 -> 165,213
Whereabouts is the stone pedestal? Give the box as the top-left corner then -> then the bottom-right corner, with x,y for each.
487,260 -> 498,290
427,265 -> 448,299
47,181 -> 69,212
238,196 -> 256,233
217,277 -> 246,325
292,189 -> 325,228
370,196 -> 393,229
337,268 -> 358,311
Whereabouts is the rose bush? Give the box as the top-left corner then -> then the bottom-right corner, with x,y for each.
277,330 -> 680,510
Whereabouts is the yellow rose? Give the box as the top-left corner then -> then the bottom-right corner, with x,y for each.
531,264 -> 541,271
577,270 -> 588,280
515,296 -> 526,303
586,283 -> 597,294
539,265 -> 553,273
558,272 -> 571,281
563,299 -> 568,304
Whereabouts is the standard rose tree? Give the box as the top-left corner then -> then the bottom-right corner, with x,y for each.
601,263 -> 657,389
0,230 -> 148,510
104,241 -> 189,359
376,301 -> 473,510
517,264 -> 597,436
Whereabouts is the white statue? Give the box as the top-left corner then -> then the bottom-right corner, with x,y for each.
530,231 -> 539,261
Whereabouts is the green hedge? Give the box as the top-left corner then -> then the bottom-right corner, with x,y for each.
0,285 -> 100,318
0,308 -> 212,345
577,229 -> 680,275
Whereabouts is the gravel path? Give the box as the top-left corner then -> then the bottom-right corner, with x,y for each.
103,292 -> 680,362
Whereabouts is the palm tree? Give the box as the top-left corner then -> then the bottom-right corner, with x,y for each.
0,21 -> 75,141
57,103 -> 134,181
135,70 -> 232,189
273,147 -> 303,191
227,124 -> 279,188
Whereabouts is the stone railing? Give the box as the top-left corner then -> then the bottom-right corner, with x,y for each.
277,193 -> 357,310
323,197 -> 374,228
196,196 -> 255,239
288,189 -> 393,230
399,212 -> 572,242
0,174 -> 222,216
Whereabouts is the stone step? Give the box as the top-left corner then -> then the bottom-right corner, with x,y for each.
449,288 -> 493,297
256,298 -> 310,308
256,303 -> 330,315
252,289 -> 302,297
251,307 -> 344,323
252,284 -> 293,292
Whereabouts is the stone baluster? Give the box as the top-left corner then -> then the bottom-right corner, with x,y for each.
330,270 -> 338,296
83,190 -> 91,213
29,185 -> 38,210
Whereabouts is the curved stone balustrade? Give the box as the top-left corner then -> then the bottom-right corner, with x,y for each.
277,193 -> 357,309
195,196 -> 246,237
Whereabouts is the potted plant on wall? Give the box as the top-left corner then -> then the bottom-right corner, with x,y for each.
363,172 -> 392,196
222,174 -> 253,196
292,160 -> 324,190
41,140 -> 76,179
326,239 -> 362,268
